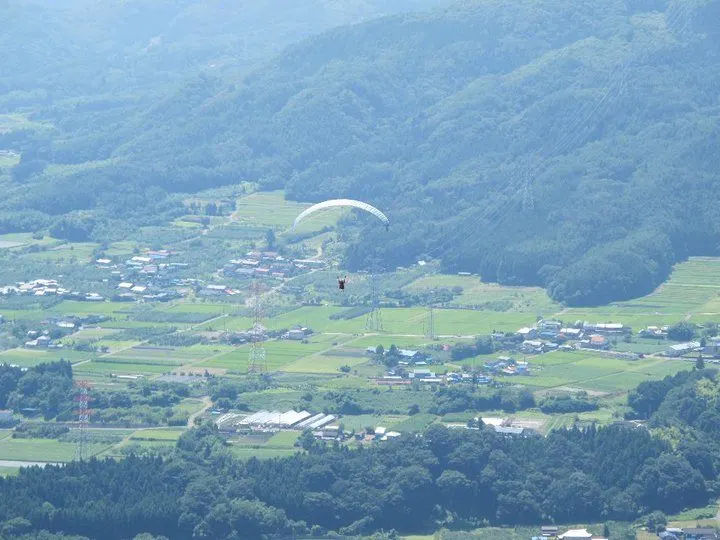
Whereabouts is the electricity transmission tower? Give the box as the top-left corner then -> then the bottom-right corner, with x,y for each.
365,259 -> 383,332
248,281 -> 267,373
425,306 -> 436,340
74,380 -> 91,462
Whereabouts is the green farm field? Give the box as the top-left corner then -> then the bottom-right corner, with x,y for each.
73,360 -> 171,376
108,346 -> 211,361
23,242 -> 99,263
202,306 -> 534,336
282,353 -> 370,374
199,338 -> 338,372
47,301 -> 138,317
0,348 -> 93,367
232,190 -> 343,234
556,257 -> 720,328
405,274 -> 560,312
497,350 -> 687,393
0,438 -> 108,463
0,232 -> 60,249
130,428 -> 185,441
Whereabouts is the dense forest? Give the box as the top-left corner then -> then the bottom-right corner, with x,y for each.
0,367 -> 719,538
0,361 -> 194,426
2,0 -> 720,306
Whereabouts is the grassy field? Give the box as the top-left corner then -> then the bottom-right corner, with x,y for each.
0,438 -> 108,462
0,348 -> 93,367
232,191 -> 341,233
204,306 -> 534,336
130,428 -> 185,441
24,242 -> 99,263
496,350 -> 687,393
227,428 -> 302,460
282,352 -> 370,374
73,361 -> 171,376
391,413 -> 438,432
405,274 -> 560,312
68,328 -> 118,341
199,337 -> 341,372
47,301 -> 138,317
556,257 -> 720,329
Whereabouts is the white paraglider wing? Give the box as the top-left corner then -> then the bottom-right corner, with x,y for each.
292,199 -> 389,231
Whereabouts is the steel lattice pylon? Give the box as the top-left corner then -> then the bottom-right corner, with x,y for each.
365,259 -> 383,332
74,380 -> 92,462
425,306 -> 436,340
248,281 -> 267,373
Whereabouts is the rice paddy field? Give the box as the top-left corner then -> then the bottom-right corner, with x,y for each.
555,256 -> 720,329
497,349 -> 688,393
232,190 -> 342,234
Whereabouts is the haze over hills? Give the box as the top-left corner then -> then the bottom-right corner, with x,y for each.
2,0 -> 720,306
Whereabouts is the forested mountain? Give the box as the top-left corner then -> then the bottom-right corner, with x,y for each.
4,368 -> 720,538
0,0 -> 449,245
2,0 -> 447,99
4,0 -> 720,305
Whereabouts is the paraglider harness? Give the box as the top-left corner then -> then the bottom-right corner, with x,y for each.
338,276 -> 347,290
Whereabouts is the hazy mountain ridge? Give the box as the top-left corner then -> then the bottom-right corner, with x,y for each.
109,0 -> 720,305
3,0 -> 720,305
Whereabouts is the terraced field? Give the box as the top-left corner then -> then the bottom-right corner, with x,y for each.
556,257 -> 720,328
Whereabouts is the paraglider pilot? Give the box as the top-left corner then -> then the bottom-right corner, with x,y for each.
338,276 -> 347,291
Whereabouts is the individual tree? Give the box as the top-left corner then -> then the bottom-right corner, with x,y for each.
668,321 -> 696,341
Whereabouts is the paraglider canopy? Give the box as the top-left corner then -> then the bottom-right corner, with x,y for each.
291,199 -> 389,232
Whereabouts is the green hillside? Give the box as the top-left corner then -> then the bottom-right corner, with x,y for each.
3,0 -> 720,307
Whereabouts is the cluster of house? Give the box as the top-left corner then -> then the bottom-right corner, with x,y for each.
220,251 -> 325,281
516,320 -> 630,354
97,251 -> 188,302
485,356 -> 530,376
20,315 -> 106,349
0,279 -> 105,302
375,368 -> 491,387
24,329 -> 63,349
